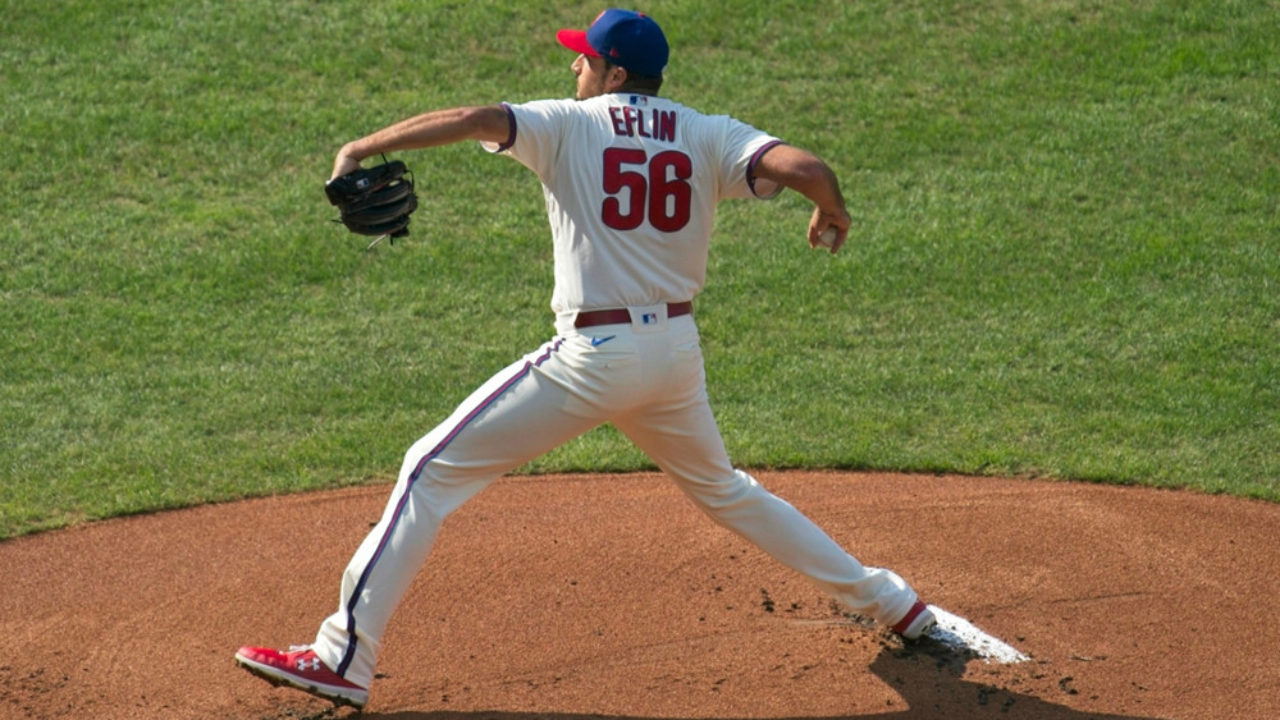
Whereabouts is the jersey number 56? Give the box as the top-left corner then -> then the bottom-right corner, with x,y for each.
601,148 -> 693,232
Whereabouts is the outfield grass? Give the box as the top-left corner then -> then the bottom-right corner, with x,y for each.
2,0 -> 1277,538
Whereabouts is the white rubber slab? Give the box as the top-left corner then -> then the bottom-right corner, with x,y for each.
923,605 -> 1030,664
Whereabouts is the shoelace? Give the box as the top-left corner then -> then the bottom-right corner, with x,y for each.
287,644 -> 313,653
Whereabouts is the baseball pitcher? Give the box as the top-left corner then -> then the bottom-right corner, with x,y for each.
236,8 -> 935,709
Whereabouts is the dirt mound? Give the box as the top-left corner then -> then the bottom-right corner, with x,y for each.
1,472 -> 1275,719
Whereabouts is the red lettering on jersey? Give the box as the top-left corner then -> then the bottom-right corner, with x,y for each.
624,106 -> 638,137
609,107 -> 628,136
656,110 -> 676,142
611,106 -> 677,142
600,148 -> 693,232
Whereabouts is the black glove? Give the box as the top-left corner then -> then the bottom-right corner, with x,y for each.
325,160 -> 419,240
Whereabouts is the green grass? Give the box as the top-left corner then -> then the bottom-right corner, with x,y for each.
3,0 -> 1277,538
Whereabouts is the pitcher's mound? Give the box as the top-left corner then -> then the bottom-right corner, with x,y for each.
1,471 -> 1275,719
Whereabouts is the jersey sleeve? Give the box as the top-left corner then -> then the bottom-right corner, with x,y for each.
717,117 -> 784,200
480,99 -> 573,182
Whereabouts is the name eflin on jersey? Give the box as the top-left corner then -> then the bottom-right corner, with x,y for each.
608,104 -> 676,142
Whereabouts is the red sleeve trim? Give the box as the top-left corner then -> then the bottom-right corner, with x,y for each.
746,140 -> 785,198
495,103 -> 517,152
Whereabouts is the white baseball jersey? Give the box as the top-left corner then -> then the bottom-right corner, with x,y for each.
485,93 -> 783,312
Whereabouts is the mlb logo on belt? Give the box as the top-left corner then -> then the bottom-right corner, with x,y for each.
642,312 -> 658,324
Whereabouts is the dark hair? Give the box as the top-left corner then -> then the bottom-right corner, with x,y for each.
606,60 -> 664,95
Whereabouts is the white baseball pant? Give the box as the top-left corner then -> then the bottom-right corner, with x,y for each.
311,308 -> 919,687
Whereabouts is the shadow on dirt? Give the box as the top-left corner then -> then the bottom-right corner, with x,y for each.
352,641 -> 1162,720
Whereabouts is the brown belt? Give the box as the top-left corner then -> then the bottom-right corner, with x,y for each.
574,301 -> 693,329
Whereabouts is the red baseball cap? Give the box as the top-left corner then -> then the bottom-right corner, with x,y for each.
556,8 -> 669,76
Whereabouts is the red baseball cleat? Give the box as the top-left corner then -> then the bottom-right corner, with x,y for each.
234,645 -> 368,709
891,600 -> 937,640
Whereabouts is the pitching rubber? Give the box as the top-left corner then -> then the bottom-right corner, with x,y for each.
922,605 -> 1030,664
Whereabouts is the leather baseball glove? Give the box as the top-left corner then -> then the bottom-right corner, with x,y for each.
325,159 -> 419,241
